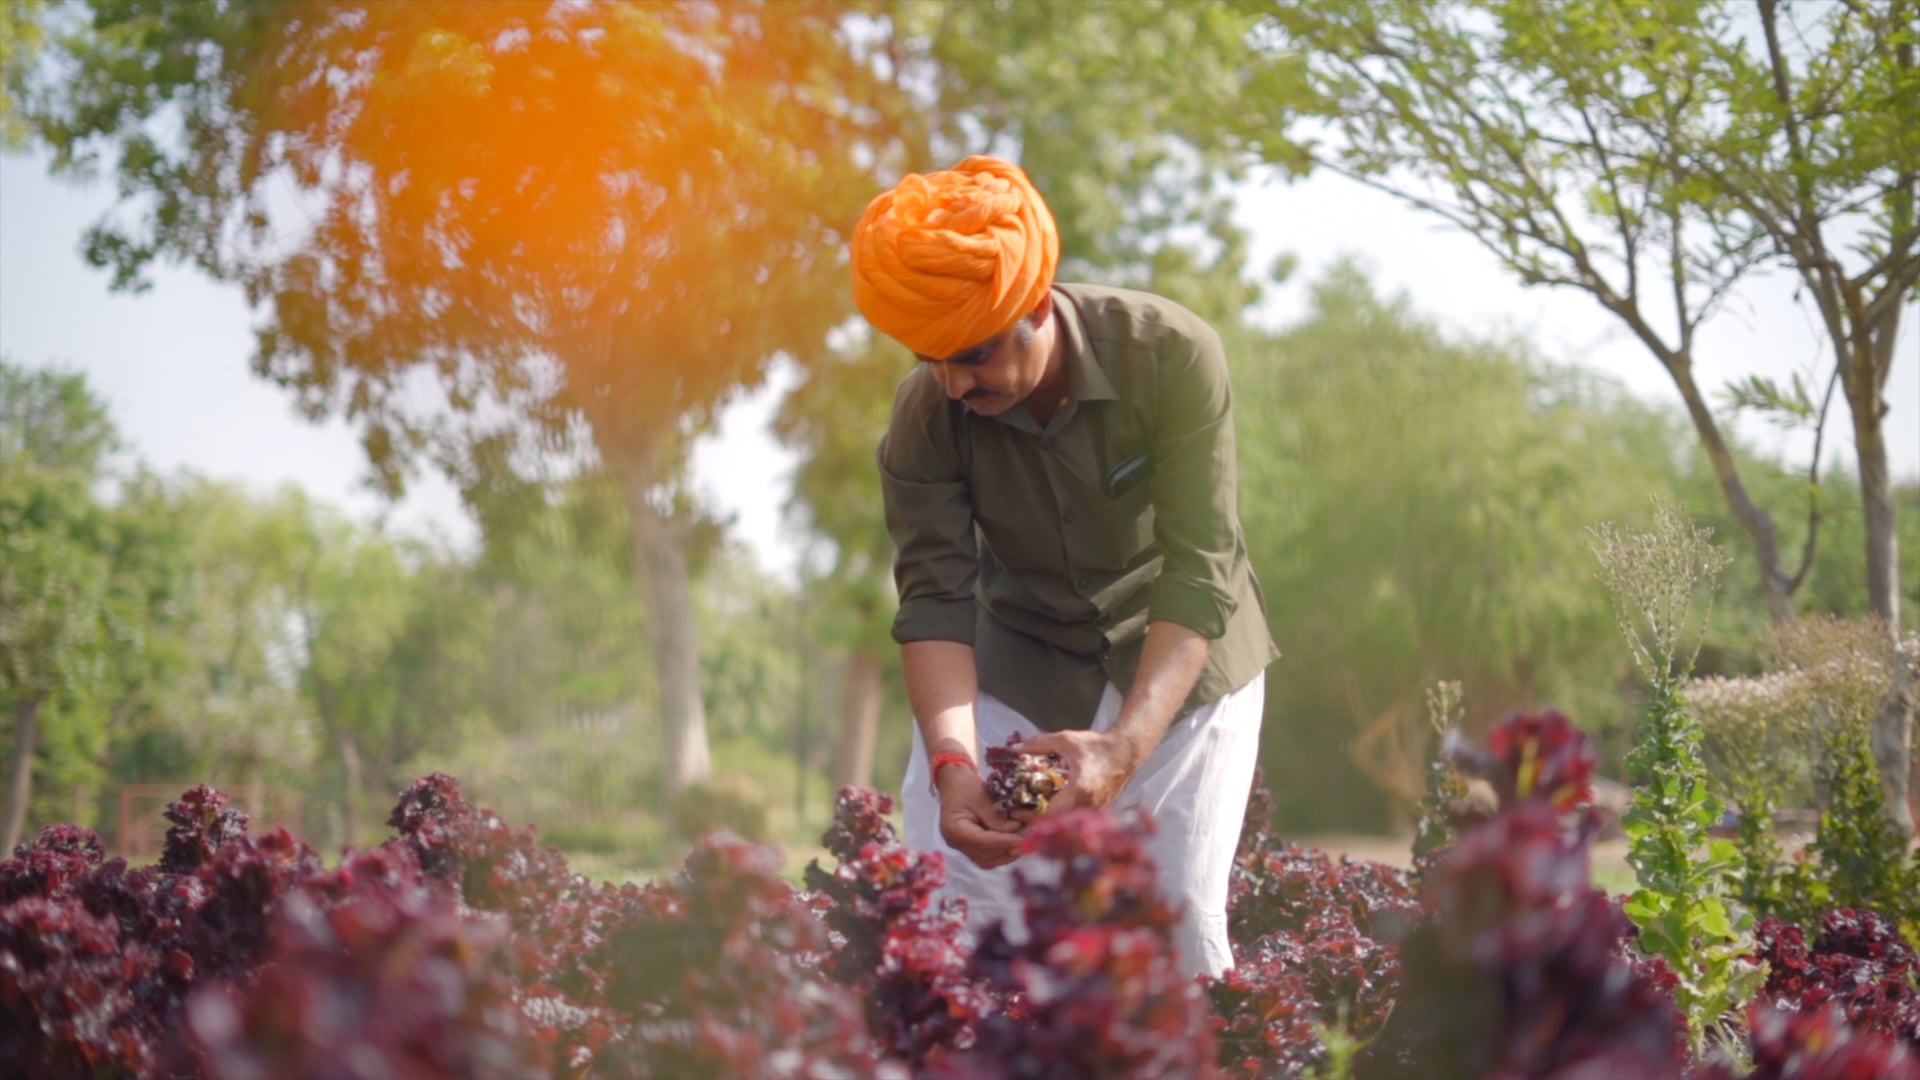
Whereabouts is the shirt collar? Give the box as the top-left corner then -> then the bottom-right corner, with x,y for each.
1055,286 -> 1119,404
988,286 -> 1118,435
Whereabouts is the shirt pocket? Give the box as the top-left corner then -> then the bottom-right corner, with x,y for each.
1080,474 -> 1157,571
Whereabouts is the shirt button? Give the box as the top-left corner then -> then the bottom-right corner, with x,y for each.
1099,650 -> 1113,664
1075,576 -> 1090,591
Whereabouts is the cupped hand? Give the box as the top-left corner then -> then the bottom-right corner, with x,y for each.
1012,729 -> 1145,821
937,767 -> 1026,870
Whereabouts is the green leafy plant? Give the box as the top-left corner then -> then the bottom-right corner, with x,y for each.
1692,617 -> 1919,935
1589,499 -> 1762,1054
1690,665 -> 1817,921
1410,680 -> 1471,879
1775,618 -> 1918,933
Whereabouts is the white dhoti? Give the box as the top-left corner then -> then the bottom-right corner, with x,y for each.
900,672 -> 1266,977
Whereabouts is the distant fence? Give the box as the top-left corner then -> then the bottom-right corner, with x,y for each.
114,783 -> 305,862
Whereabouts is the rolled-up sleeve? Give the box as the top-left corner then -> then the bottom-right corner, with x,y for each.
878,378 -> 979,646
1147,325 -> 1241,639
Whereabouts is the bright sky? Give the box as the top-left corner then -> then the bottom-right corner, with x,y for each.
2,147 -> 1915,579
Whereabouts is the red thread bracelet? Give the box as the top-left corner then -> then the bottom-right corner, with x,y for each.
928,750 -> 977,795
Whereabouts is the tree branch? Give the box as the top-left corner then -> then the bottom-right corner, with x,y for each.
1574,94 -> 1639,305
1850,225 -> 1920,294
1758,0 -> 1852,326
1861,255 -> 1920,330
1312,156 -> 1624,312
1360,28 -> 1602,278
1787,363 -> 1843,593
1758,0 -> 1815,228
1670,205 -> 1694,353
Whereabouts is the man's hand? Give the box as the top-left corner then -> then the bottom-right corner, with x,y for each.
1012,729 -> 1147,819
937,765 -> 1026,869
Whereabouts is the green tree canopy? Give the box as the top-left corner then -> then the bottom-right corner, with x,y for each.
0,362 -> 119,851
1239,266 -> 1697,828
26,0 -> 907,793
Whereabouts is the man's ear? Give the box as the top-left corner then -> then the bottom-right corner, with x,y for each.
1027,290 -> 1054,326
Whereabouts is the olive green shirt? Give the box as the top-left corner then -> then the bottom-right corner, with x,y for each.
877,282 -> 1279,731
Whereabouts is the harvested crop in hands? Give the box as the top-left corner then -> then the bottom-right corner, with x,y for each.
985,734 -> 1070,814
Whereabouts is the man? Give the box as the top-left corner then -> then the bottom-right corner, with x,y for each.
852,155 -> 1278,977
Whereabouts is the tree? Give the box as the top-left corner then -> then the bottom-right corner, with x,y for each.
279,496 -> 414,847
1234,266 -> 1701,828
879,0 -> 1277,326
467,473 -> 656,734
81,470 -> 196,796
0,362 -> 119,851
0,0 -> 47,145
1222,0 -> 1919,825
0,360 -> 116,474
26,0 -> 904,794
773,339 -> 902,791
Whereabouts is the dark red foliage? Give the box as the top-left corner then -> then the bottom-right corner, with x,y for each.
1228,837 -> 1417,946
1753,909 -> 1920,1052
1703,1004 -> 1920,1080
1207,944 -> 1328,1078
596,832 -> 887,1078
1211,770 -> 1415,1076
0,790 -> 280,1075
1365,799 -> 1686,1079
184,828 -> 324,983
386,770 -> 477,879
1,823 -> 107,903
804,787 -> 987,1067
1216,853 -> 1408,1068
984,733 -> 1069,815
178,850 -> 544,1079
0,893 -> 167,1075
1480,709 -> 1596,812
938,809 -> 1218,1080
159,785 -> 250,874
820,782 -> 899,862
10,706 -> 1916,1080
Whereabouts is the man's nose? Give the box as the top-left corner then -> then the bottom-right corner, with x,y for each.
939,365 -> 974,400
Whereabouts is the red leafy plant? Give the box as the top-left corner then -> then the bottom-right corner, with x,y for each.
10,703 -> 1920,1080
803,787 -> 988,1069
593,833 -> 889,1079
1750,909 -> 1920,1053
1482,708 -> 1596,811
1362,711 -> 1687,1078
1210,765 -> 1416,1077
177,845 -> 542,1079
935,808 -> 1218,1080
984,733 -> 1069,814
1695,1004 -> 1920,1080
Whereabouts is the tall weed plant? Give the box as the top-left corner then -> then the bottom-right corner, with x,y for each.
1693,617 -> 1919,934
1589,499 -> 1761,1053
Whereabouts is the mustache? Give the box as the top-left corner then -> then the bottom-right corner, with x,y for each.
962,387 -> 995,401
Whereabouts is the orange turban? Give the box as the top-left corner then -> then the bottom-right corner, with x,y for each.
850,155 -> 1060,359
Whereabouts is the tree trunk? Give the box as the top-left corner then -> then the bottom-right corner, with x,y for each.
2,696 -> 42,854
308,668 -> 364,847
335,729 -> 363,846
1848,342 -> 1912,833
609,442 -> 712,795
834,647 -> 883,791
1667,355 -> 1796,622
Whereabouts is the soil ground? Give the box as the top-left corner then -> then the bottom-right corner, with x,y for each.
1305,832 -> 1637,893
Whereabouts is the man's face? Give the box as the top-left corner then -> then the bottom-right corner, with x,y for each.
916,315 -> 1050,417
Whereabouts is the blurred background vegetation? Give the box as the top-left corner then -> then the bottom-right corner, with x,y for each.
1,0 -> 1915,875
